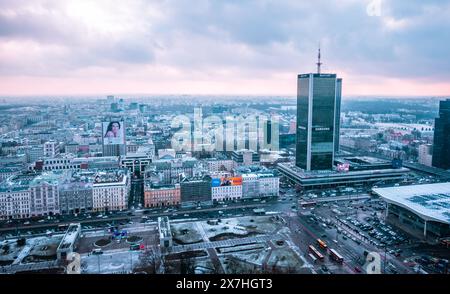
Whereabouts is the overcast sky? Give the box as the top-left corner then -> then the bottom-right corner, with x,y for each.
0,0 -> 449,97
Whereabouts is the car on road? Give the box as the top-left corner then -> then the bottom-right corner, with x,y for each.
92,249 -> 103,255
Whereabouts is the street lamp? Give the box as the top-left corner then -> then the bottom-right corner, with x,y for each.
381,242 -> 388,274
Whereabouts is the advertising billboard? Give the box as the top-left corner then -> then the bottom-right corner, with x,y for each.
211,178 -> 221,187
102,121 -> 125,145
336,163 -> 350,172
230,177 -> 242,186
212,176 -> 242,187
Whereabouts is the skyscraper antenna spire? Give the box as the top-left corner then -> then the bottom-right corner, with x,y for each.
316,44 -> 322,74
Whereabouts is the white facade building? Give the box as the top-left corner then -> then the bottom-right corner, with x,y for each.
92,171 -> 130,212
29,174 -> 62,217
212,185 -> 243,202
418,144 -> 433,167
0,190 -> 30,219
257,174 -> 279,197
44,140 -> 60,158
27,146 -> 44,163
242,173 -> 279,199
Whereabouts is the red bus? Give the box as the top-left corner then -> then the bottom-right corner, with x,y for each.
309,245 -> 324,261
317,239 -> 328,250
329,248 -> 344,263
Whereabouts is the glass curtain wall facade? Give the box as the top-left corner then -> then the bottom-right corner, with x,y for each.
296,74 -> 337,171
432,99 -> 450,169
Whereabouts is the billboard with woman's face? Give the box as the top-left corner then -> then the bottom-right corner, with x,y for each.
102,121 -> 125,145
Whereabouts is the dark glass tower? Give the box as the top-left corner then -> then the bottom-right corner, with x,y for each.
334,78 -> 342,153
296,73 -> 339,171
432,99 -> 450,169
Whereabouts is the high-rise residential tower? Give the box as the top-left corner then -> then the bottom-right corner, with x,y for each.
432,99 -> 450,169
295,49 -> 342,171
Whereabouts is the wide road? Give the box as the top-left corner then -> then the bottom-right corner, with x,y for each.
0,202 -> 269,233
312,194 -> 371,203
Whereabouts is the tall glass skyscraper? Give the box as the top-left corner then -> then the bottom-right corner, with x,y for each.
432,99 -> 450,169
296,73 -> 341,171
334,78 -> 342,153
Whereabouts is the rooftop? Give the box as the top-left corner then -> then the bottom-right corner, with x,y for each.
30,171 -> 68,186
57,223 -> 81,251
335,156 -> 389,166
0,172 -> 38,192
373,182 -> 450,224
93,170 -> 128,185
279,162 -> 409,178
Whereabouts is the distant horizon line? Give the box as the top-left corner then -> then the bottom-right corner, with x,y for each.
0,93 -> 449,100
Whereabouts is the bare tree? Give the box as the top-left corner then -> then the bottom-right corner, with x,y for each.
180,256 -> 196,274
134,248 -> 158,274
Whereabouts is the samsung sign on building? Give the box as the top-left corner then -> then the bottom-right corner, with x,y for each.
314,127 -> 331,131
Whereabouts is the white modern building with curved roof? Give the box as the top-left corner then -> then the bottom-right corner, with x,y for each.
373,182 -> 450,238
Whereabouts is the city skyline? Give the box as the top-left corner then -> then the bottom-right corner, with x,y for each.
1,0 -> 450,97
1,1 -> 450,279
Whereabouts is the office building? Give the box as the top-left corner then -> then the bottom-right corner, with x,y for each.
27,146 -> 44,163
205,159 -> 235,172
44,140 -> 60,158
0,173 -> 33,219
418,144 -> 433,167
59,181 -> 93,214
29,156 -> 120,171
120,146 -> 154,175
92,170 -> 130,212
241,172 -> 279,199
29,172 -> 65,217
334,78 -> 342,153
144,183 -> 180,208
211,176 -> 243,202
278,157 -> 410,190
144,158 -> 197,185
231,149 -> 260,166
432,99 -> 450,169
180,175 -> 212,207
102,120 -> 126,157
296,49 -> 342,171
